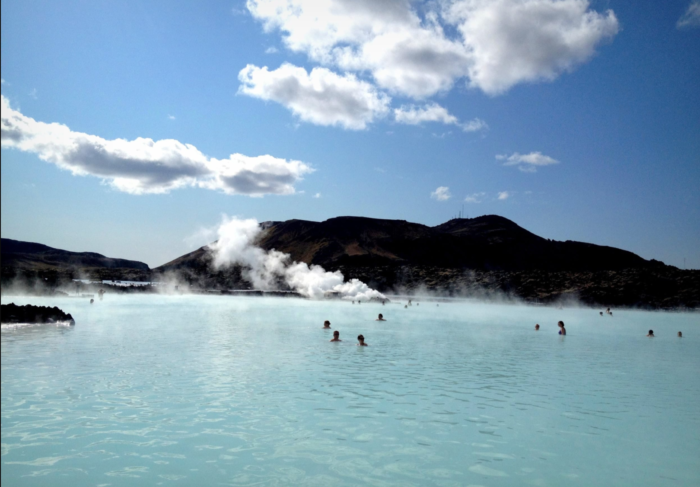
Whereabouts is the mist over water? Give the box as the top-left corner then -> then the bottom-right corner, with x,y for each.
2,294 -> 698,486
209,216 -> 385,300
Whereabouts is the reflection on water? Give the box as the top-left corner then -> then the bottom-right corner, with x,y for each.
2,295 -> 699,486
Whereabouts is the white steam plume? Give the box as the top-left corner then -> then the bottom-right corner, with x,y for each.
209,216 -> 385,300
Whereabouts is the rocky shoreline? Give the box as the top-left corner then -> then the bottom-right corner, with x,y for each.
1,303 -> 75,325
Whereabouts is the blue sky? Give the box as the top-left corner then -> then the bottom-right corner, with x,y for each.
1,0 -> 699,269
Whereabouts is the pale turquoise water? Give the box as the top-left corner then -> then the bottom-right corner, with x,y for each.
1,295 -> 698,486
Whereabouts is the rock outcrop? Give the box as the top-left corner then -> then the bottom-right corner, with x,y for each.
1,303 -> 75,325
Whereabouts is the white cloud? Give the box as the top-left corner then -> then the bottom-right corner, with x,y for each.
168,114 -> 176,120
497,151 -> 559,172
394,102 -> 487,132
445,0 -> 619,95
313,192 -> 321,198
265,46 -> 279,53
246,0 -> 618,97
238,63 -> 390,129
431,186 -> 452,201
497,191 -> 510,200
464,191 -> 485,203
1,95 -> 312,196
678,1 -> 700,28
28,88 -> 38,100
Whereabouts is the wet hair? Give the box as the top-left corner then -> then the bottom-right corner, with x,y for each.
324,320 -> 330,325
333,330 -> 339,336
678,331 -> 682,337
648,330 -> 654,334
357,335 -> 364,341
558,321 -> 564,327
378,314 -> 383,318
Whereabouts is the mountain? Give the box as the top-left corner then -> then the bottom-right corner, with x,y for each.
154,215 -> 698,309
2,238 -> 149,271
158,215 -> 653,272
1,238 -> 151,286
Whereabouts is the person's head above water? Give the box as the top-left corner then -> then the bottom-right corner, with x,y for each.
535,324 -> 540,330
323,320 -> 331,328
678,331 -> 682,337
330,330 -> 341,341
647,330 -> 654,337
377,314 -> 385,321
357,334 -> 367,346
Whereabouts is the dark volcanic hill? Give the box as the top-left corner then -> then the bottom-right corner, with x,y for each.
158,215 -> 654,272
2,238 -> 149,271
154,215 -> 698,309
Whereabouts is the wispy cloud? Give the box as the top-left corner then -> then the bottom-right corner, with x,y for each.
464,192 -> 486,203
1,95 -> 312,196
678,1 -> 700,28
431,186 -> 452,201
498,191 -> 511,200
28,88 -> 38,100
238,63 -> 390,130
168,114 -> 176,120
497,151 -> 559,172
313,192 -> 321,198
265,46 -> 278,54
394,103 -> 487,132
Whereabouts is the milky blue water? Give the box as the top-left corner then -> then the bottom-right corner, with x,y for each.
2,295 -> 698,486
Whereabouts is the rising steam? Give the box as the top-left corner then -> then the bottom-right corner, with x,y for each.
208,217 -> 385,301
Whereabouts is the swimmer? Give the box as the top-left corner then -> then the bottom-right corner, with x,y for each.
323,320 -> 331,329
535,324 -> 540,331
404,305 -> 408,309
678,331 -> 682,338
376,314 -> 386,321
90,299 -> 94,304
330,330 -> 342,342
600,311 -> 603,316
558,321 -> 566,336
352,301 -> 355,304
647,330 -> 654,337
357,334 -> 368,346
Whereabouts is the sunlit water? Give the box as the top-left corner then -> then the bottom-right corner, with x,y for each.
2,294 -> 698,486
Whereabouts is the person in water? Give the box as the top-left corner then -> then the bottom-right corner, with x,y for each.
535,324 -> 540,331
558,321 -> 566,335
647,330 -> 655,337
600,311 -> 603,316
376,314 -> 386,321
90,299 -> 94,304
330,330 -> 341,342
323,320 -> 331,329
357,334 -> 368,346
678,331 -> 683,337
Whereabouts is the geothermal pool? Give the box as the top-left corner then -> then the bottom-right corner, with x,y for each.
1,295 -> 698,486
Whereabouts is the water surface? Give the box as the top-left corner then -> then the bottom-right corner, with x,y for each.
2,295 -> 698,486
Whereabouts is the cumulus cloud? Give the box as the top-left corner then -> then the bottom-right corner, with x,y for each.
394,102 -> 487,132
246,0 -> 618,97
431,186 -> 452,201
497,151 -> 559,172
238,63 -> 390,129
678,1 -> 700,28
464,191 -> 485,203
1,95 -> 312,195
497,191 -> 510,200
445,0 -> 619,94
